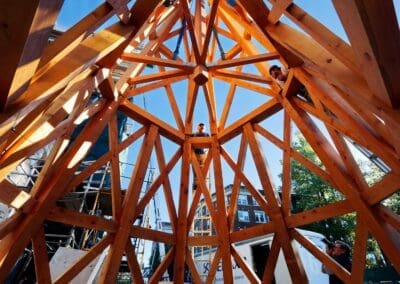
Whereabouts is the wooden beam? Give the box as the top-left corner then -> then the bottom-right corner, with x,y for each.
181,0 -> 201,63
200,0 -> 220,62
0,101 -> 118,281
231,245 -> 260,283
213,69 -> 272,84
227,135 -> 248,230
237,0 -> 270,29
125,242 -> 144,284
282,2 -> 358,73
333,0 -> 400,108
0,0 -> 63,110
54,235 -> 113,284
281,111 -> 291,216
292,229 -> 351,283
35,2 -> 117,76
108,114 -> 122,220
99,125 -> 158,283
0,180 -> 35,212
285,200 -> 353,228
211,139 -> 233,284
187,235 -> 219,246
121,53 -> 195,71
282,98 -> 400,271
218,98 -> 282,143
221,146 -> 270,214
70,126 -> 147,188
0,68 -> 103,154
150,247 -> 175,284
0,212 -> 23,240
128,69 -> 191,85
125,75 -> 187,97
230,222 -> 275,243
244,123 -> 308,283
262,236 -> 280,283
185,248 -> 202,283
154,135 -> 179,231
1,21 -> 133,121
267,0 -> 292,24
31,226 -> 51,284
208,52 -> 280,70
130,226 -> 175,244
119,99 -> 184,144
134,148 -> 181,224
351,216 -> 368,283
173,142 -> 190,283
47,206 -> 117,233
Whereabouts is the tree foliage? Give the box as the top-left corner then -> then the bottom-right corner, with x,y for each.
281,133 -> 398,268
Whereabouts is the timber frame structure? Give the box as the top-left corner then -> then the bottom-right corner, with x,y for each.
0,0 -> 399,283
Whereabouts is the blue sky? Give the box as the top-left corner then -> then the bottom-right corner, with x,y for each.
55,0 -> 398,219
53,1 -> 399,267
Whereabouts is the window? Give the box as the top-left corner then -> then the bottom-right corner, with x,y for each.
238,210 -> 250,222
252,197 -> 259,206
254,210 -> 267,223
238,194 -> 248,205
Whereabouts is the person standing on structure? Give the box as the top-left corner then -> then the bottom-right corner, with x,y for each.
191,123 -> 210,190
269,64 -> 313,103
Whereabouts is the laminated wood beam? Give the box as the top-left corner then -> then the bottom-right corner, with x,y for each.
262,236 -> 280,283
31,226 -> 51,284
282,2 -> 358,73
211,139 -> 233,283
230,222 -> 275,243
0,180 -> 35,212
35,2 -> 117,77
282,97 -> 400,271
134,148 -> 181,224
119,99 -> 184,144
333,0 -> 400,108
54,235 -> 113,284
125,242 -> 144,284
130,226 -> 174,244
267,0 -> 292,24
292,229 -> 351,283
208,52 -> 280,70
0,101 -> 118,281
108,114 -> 123,220
150,247 -> 175,283
0,0 -> 63,111
154,135 -> 179,230
218,98 -> 282,143
47,206 -> 117,233
99,125 -> 158,283
351,216 -> 369,283
1,22 -> 133,122
121,53 -> 195,71
231,245 -> 260,283
173,142 -> 191,283
244,123 -> 308,283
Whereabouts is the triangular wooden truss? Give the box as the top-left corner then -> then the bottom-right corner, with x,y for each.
0,0 -> 399,283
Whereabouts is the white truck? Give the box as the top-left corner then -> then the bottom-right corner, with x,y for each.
194,229 -> 329,283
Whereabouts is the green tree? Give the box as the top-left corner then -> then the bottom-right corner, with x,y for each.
281,134 -> 397,268
283,134 -> 355,244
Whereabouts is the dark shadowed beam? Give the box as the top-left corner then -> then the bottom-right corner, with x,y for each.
333,0 -> 400,108
0,0 -> 63,111
238,0 -> 270,29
